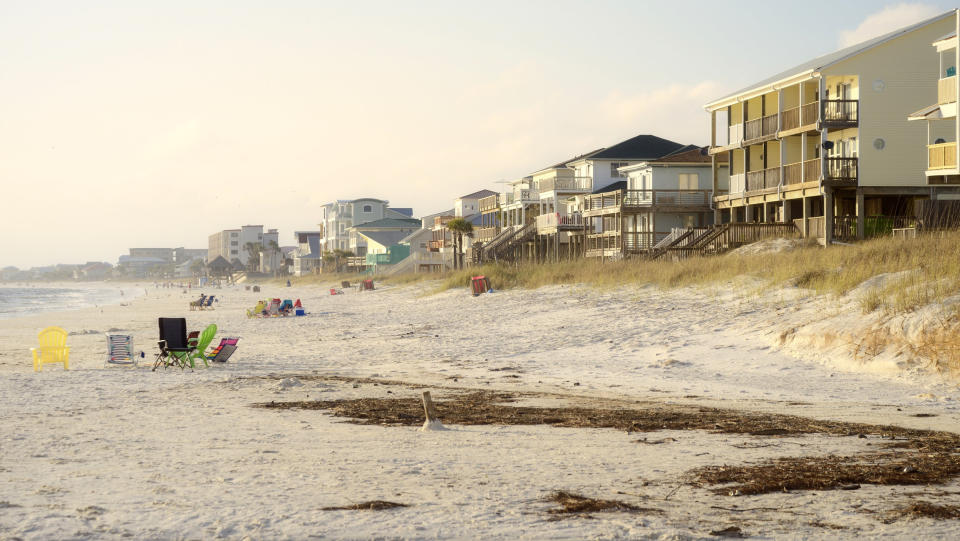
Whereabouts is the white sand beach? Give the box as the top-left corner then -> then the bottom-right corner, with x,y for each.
1,280 -> 959,539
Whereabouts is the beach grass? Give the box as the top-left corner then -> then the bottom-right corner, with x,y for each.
382,230 -> 960,314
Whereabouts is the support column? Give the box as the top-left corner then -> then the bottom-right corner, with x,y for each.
745,204 -> 754,222
856,188 -> 865,240
782,198 -> 792,223
824,189 -> 834,245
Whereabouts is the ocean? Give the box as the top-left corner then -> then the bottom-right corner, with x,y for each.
0,285 -> 143,319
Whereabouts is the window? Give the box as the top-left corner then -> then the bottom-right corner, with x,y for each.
230,250 -> 238,256
678,173 -> 699,190
610,162 -> 629,178
363,205 -> 372,212
230,241 -> 238,246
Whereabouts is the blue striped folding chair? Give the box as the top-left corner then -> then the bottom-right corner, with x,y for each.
105,334 -> 137,368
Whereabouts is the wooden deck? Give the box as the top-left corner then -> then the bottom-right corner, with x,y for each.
582,189 -> 712,217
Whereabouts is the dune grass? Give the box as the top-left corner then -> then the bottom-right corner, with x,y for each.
381,230 -> 960,314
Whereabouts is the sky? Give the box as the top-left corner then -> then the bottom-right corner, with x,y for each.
0,0 -> 954,268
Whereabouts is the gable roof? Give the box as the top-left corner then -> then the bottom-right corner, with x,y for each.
592,180 -> 627,194
399,228 -> 432,245
352,217 -> 422,230
458,189 -> 498,200
650,145 -> 716,164
357,230 -> 411,248
706,10 -> 956,109
568,134 -> 685,162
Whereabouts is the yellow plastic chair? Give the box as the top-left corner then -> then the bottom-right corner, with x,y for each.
31,326 -> 70,371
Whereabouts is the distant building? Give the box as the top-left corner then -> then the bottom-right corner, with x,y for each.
173,247 -> 207,265
291,231 -> 324,276
128,248 -> 174,262
455,189 -> 497,217
319,199 -> 414,254
348,218 -> 422,256
208,225 -> 279,272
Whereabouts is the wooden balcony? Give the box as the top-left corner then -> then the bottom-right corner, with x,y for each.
479,194 -> 499,213
536,213 -> 586,233
537,177 -> 592,193
782,158 -> 821,185
501,188 -> 538,206
824,157 -> 858,185
475,226 -> 499,242
583,189 -> 712,215
745,167 -> 780,191
821,100 -> 858,128
584,231 -> 659,256
745,114 -> 777,141
780,102 -> 819,132
801,102 -> 818,126
929,142 -> 958,170
939,76 -> 957,105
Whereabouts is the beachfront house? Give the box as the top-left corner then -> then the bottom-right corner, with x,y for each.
291,230 -> 324,276
535,134 -> 688,260
907,13 -> 960,197
360,231 -> 412,272
348,217 -> 421,257
580,147 -> 728,258
319,199 -> 413,254
455,189 -> 497,218
706,11 -> 956,243
477,134 -> 689,262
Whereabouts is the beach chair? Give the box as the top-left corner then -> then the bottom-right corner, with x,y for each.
189,295 -> 206,311
247,300 -> 267,318
153,318 -> 195,371
31,326 -> 70,371
200,296 -> 216,310
267,299 -> 281,316
105,334 -> 137,368
208,337 -> 240,363
279,299 -> 293,315
341,281 -> 351,288
186,324 -> 217,368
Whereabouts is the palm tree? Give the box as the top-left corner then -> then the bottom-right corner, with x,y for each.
244,242 -> 261,272
268,240 -> 282,276
446,218 -> 473,270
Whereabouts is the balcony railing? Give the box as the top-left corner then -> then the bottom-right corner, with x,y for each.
501,188 -> 537,205
822,100 -> 858,126
781,102 -> 819,132
744,114 -> 777,141
536,213 -> 585,232
584,189 -> 712,211
939,76 -> 957,105
801,101 -> 818,126
479,194 -> 499,212
825,157 -> 858,183
475,226 -> 499,242
745,167 -> 780,191
537,177 -> 592,193
783,158 -> 822,185
624,189 -> 711,206
929,142 -> 958,170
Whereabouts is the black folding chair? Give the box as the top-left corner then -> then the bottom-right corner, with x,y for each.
152,318 -> 196,371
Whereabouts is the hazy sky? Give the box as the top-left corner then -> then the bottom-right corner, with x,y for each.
1,0 -> 954,267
